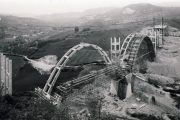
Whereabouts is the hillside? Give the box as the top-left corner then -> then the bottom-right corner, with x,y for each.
0,15 -> 47,27
1,2 -> 180,96
35,3 -> 180,26
0,14 -> 62,40
10,13 -> 180,93
12,26 -> 137,92
0,15 -> 50,34
2,3 -> 180,29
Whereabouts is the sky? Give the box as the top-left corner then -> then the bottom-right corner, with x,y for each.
0,0 -> 180,17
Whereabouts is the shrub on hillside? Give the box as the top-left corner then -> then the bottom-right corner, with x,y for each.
82,28 -> 90,32
0,92 -> 72,120
8,98 -> 71,120
75,26 -> 79,33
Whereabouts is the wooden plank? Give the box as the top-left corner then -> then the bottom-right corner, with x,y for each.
8,60 -> 12,95
0,53 -> 1,88
1,54 -> 5,95
0,55 -> 12,96
5,57 -> 9,95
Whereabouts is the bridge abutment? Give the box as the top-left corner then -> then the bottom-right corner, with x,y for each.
110,75 -> 133,100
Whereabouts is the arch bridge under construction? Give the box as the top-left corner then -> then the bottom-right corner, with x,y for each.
35,33 -> 156,104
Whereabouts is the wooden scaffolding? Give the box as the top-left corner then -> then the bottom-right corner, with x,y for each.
0,53 -> 12,96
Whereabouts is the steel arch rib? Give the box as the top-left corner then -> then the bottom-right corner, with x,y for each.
127,36 -> 143,69
133,35 -> 155,64
120,33 -> 135,61
42,42 -> 112,96
127,34 -> 156,71
131,36 -> 145,64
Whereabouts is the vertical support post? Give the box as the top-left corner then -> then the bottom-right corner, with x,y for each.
153,17 -> 157,52
154,37 -> 156,53
110,37 -> 113,60
8,60 -> 12,95
5,57 -> 9,95
118,78 -> 128,100
162,17 -> 164,45
114,37 -> 117,58
6,58 -> 9,95
1,54 -> 5,95
131,74 -> 135,93
110,36 -> 121,62
0,54 -> 12,96
153,17 -> 155,29
154,27 -> 158,48
0,53 -> 1,90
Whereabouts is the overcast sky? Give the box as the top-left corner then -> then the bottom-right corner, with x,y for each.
0,0 -> 180,17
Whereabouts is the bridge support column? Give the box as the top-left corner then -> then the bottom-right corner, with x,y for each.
118,78 -> 128,100
110,77 -> 132,100
110,79 -> 119,96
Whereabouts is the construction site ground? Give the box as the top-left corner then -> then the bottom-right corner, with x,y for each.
63,36 -> 180,119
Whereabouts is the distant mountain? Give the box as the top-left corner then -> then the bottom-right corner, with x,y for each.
2,3 -> 180,30
80,3 -> 180,26
36,12 -> 82,27
35,8 -> 117,27
157,2 -> 180,7
35,3 -> 180,27
0,15 -> 48,28
0,15 -> 55,37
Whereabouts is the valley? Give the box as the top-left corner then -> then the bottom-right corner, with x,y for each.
1,3 -> 180,120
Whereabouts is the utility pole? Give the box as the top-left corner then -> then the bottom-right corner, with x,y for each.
153,17 -> 155,37
153,17 -> 157,52
162,17 -> 164,45
153,17 -> 155,27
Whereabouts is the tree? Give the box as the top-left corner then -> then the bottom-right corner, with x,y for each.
15,35 -> 24,44
0,27 -> 5,39
74,26 -> 79,33
8,97 -> 71,120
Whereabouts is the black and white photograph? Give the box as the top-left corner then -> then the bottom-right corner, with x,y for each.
0,0 -> 180,119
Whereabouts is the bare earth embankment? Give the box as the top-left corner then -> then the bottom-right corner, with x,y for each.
148,36 -> 180,79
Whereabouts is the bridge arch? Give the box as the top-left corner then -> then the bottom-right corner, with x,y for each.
42,42 -> 112,98
124,33 -> 156,72
119,33 -> 136,60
